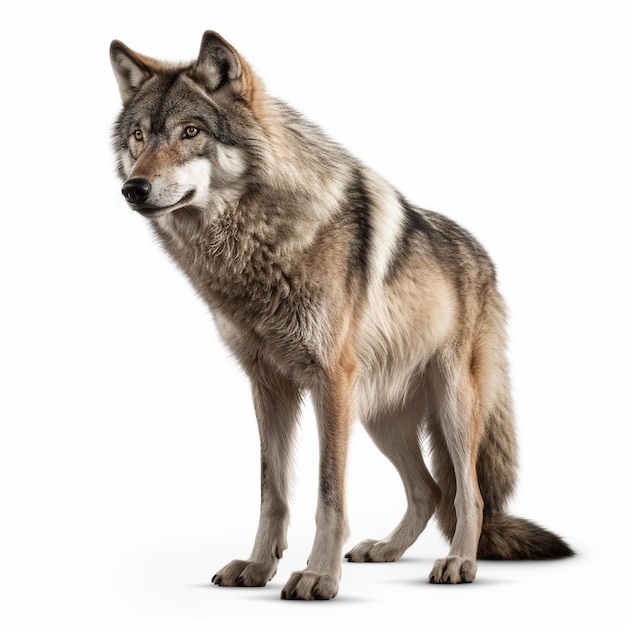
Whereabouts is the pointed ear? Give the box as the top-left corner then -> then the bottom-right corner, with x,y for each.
194,31 -> 244,93
110,40 -> 154,104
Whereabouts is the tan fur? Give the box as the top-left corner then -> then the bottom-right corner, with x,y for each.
110,31 -> 574,600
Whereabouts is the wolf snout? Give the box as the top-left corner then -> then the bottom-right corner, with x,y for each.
121,178 -> 152,204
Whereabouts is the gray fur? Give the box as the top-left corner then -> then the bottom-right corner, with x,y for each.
110,31 -> 573,600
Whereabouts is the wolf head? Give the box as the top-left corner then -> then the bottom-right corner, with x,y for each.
110,31 -> 257,219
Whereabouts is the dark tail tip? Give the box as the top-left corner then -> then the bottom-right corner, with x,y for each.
478,515 -> 575,560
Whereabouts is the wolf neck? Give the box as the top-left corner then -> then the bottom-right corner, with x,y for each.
150,155 -> 340,320
153,95 -> 355,267
147,90 -> 370,336
151,196 -> 288,321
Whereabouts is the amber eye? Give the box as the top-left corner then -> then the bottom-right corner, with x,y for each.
133,129 -> 144,141
183,126 -> 199,138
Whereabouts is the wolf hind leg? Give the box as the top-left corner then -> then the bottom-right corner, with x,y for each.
427,354 -> 484,584
345,401 -> 440,563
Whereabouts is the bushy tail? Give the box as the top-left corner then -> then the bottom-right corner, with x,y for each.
431,392 -> 574,560
475,395 -> 574,560
478,515 -> 574,560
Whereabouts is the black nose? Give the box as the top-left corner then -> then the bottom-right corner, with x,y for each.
121,178 -> 152,204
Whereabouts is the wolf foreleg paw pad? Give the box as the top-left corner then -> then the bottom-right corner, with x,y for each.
212,559 -> 276,587
280,570 -> 338,600
429,556 -> 476,584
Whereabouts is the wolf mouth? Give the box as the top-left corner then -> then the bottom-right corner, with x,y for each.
133,190 -> 196,218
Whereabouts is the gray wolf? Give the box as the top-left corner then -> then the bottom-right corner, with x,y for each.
110,31 -> 573,600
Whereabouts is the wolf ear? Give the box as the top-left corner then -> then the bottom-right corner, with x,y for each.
194,31 -> 244,93
110,40 -> 154,104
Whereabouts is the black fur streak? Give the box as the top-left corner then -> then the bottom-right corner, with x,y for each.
260,459 -> 269,494
346,167 -> 372,281
385,194 -> 432,281
320,468 -> 335,508
399,194 -> 432,236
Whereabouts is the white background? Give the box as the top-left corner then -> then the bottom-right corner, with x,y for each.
1,1 -> 624,624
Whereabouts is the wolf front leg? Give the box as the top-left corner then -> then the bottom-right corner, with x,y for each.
213,369 -> 301,588
281,359 -> 354,600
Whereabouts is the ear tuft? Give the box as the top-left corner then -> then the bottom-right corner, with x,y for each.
195,31 -> 243,92
110,40 -> 152,104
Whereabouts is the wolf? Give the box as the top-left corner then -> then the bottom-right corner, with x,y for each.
110,31 -> 573,600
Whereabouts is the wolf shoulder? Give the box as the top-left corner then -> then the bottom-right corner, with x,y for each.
343,166 -> 497,291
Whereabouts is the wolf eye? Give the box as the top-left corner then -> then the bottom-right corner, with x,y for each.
133,129 -> 144,141
183,126 -> 200,138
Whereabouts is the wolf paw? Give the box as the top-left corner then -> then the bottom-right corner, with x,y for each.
429,556 -> 476,584
280,570 -> 339,600
345,539 -> 402,562
212,559 -> 276,587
